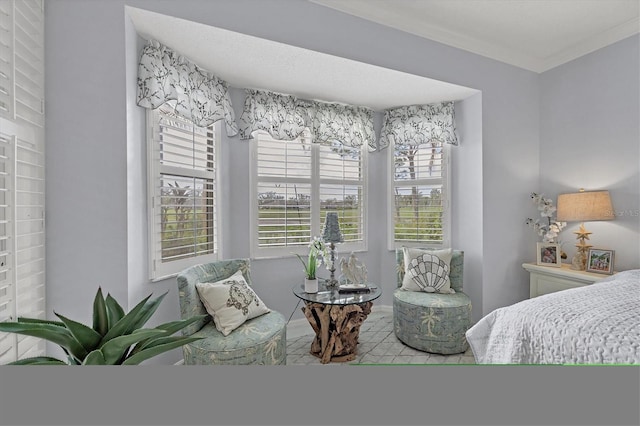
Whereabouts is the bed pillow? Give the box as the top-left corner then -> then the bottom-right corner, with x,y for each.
401,247 -> 455,294
195,270 -> 271,336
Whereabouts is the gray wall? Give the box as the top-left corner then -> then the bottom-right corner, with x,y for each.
540,35 -> 639,272
46,0 -> 545,363
46,0 -> 130,335
451,93 -> 484,318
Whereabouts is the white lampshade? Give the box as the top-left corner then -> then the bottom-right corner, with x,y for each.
556,190 -> 614,222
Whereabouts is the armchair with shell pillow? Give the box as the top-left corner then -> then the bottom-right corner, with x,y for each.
394,248 -> 472,354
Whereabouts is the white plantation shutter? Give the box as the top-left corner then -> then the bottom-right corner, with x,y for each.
0,0 -> 45,364
251,133 -> 366,258
389,141 -> 450,248
255,136 -> 312,249
148,103 -> 220,280
0,0 -> 44,127
0,1 -> 14,118
13,0 -> 44,127
0,129 -> 45,364
0,132 -> 15,364
318,143 -> 364,242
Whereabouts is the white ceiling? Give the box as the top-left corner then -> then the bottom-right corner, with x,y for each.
311,0 -> 640,73
126,6 -> 479,111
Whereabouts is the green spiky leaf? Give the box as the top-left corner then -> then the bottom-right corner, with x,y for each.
130,334 -> 202,354
15,317 -> 65,327
129,316 -> 206,355
83,350 -> 107,365
122,291 -> 169,334
105,293 -> 125,329
98,292 -> 168,347
92,287 -> 109,336
55,312 -> 102,352
122,336 -> 203,365
9,356 -> 68,365
153,315 -> 207,335
0,321 -> 88,361
98,293 -> 154,345
99,329 -> 166,364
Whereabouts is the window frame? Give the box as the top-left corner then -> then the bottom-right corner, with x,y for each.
387,140 -> 451,251
250,132 -> 367,259
146,106 -> 223,281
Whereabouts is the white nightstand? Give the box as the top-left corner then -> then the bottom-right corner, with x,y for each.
522,262 -> 609,298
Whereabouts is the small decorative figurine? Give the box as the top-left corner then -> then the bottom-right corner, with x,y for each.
339,253 -> 368,284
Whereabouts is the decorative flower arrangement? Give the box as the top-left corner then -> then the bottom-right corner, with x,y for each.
526,192 -> 567,243
295,236 -> 330,280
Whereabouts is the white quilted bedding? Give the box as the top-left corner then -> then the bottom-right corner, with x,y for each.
466,269 -> 640,364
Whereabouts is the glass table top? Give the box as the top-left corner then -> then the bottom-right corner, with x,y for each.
292,280 -> 382,305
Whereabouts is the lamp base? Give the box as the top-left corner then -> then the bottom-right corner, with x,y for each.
325,243 -> 339,287
325,278 -> 339,288
570,223 -> 593,271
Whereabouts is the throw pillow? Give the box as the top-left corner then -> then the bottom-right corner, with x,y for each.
195,270 -> 271,336
401,247 -> 455,294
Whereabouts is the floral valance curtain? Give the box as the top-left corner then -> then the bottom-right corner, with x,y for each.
303,100 -> 376,151
378,102 -> 458,150
238,89 -> 375,150
136,40 -> 238,136
238,90 -> 307,140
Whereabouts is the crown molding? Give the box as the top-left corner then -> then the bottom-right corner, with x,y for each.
537,17 -> 640,72
310,0 -> 639,74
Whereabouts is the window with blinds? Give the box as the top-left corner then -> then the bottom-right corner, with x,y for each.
147,103 -> 220,280
389,141 -> 450,249
251,132 -> 366,258
0,0 -> 45,364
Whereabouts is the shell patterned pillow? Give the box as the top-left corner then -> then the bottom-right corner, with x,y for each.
401,247 -> 455,294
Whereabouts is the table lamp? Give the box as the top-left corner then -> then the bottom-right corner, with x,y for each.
322,212 -> 344,287
556,189 -> 614,270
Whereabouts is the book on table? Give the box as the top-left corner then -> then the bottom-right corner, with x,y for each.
338,283 -> 370,294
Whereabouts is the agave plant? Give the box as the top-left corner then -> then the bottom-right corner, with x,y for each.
0,287 -> 205,365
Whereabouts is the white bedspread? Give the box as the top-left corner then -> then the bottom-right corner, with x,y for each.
466,269 -> 640,364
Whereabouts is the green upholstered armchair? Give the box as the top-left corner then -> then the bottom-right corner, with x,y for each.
176,259 -> 286,365
394,249 -> 472,354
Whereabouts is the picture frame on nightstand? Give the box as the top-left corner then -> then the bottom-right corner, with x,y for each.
586,248 -> 615,275
536,242 -> 561,267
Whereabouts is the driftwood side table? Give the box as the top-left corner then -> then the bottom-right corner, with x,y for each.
292,281 -> 382,364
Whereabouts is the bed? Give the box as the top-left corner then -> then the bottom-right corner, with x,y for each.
465,269 -> 640,364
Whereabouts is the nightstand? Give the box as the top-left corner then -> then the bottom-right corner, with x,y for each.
522,262 -> 609,298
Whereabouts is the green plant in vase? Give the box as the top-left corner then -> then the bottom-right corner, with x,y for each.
294,237 -> 329,293
295,248 -> 319,280
0,287 -> 205,365
294,236 -> 327,280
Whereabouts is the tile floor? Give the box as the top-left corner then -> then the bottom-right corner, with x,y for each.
286,309 -> 476,365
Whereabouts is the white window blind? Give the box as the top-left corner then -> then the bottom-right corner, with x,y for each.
251,133 -> 366,258
148,103 -> 220,280
0,1 -> 13,118
0,132 -> 14,364
318,143 -> 365,243
0,0 -> 45,364
389,141 -> 450,249
0,0 -> 44,127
